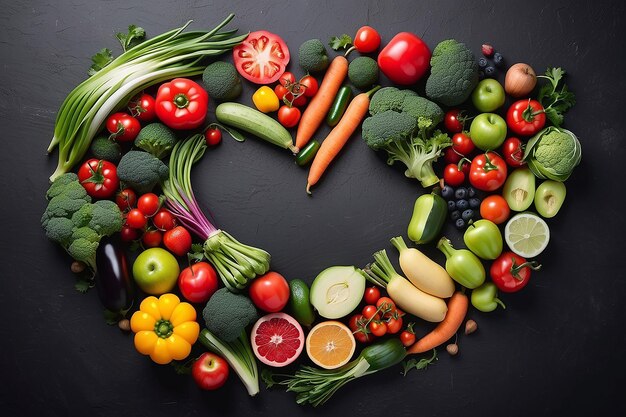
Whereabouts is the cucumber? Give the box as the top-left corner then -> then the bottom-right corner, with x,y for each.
360,338 -> 407,371
407,192 -> 447,244
215,102 -> 298,153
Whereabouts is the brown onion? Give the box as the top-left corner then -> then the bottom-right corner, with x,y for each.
505,63 -> 537,97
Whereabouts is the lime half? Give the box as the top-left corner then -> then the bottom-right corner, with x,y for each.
504,213 -> 550,258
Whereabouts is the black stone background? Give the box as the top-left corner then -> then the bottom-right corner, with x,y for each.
1,0 -> 625,416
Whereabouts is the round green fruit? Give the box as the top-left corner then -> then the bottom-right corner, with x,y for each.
132,248 -> 180,295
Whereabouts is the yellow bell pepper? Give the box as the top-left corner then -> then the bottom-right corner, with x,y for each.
130,293 -> 200,365
252,86 -> 280,113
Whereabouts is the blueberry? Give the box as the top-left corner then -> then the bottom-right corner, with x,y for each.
469,197 -> 481,208
450,210 -> 461,221
455,218 -> 466,229
454,187 -> 468,199
493,52 -> 504,67
447,200 -> 457,211
478,70 -> 485,80
485,66 -> 496,77
456,199 -> 469,211
441,185 -> 455,200
467,187 -> 477,198
478,57 -> 488,68
462,209 -> 475,221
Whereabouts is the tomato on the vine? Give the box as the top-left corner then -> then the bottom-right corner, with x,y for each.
354,26 -> 381,53
163,226 -> 192,257
362,305 -> 380,320
400,325 -> 416,347
369,321 -> 387,337
376,297 -> 396,312
205,127 -> 222,146
152,208 -> 176,231
278,71 -> 296,87
126,209 -> 147,229
501,137 -> 526,167
443,163 -> 465,187
128,93 -> 156,122
354,329 -> 372,343
299,75 -> 319,97
363,286 -> 381,305
445,110 -> 468,133
277,105 -> 301,128
137,193 -> 161,217
469,152 -> 508,191
288,92 -> 307,108
106,112 -> 141,142
142,229 -> 162,248
77,159 -> 119,199
452,132 -> 475,155
444,147 -> 463,164
348,314 -> 365,332
120,225 -> 140,242
385,316 -> 403,334
116,188 -> 137,212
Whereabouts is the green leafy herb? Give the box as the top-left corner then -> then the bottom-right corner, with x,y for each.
88,48 -> 114,76
537,67 -> 576,127
329,34 -> 353,51
261,368 -> 277,388
171,357 -> 196,375
188,243 -> 205,263
103,309 -> 120,325
401,349 -> 438,376
74,277 -> 92,293
116,25 -> 146,52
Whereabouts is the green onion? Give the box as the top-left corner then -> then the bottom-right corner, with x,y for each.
47,14 -> 247,182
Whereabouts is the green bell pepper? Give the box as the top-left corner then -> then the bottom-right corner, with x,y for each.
436,237 -> 485,289
471,282 -> 506,312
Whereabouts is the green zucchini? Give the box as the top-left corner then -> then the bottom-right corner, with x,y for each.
407,192 -> 447,244
360,338 -> 407,371
215,102 -> 298,153
326,85 -> 352,127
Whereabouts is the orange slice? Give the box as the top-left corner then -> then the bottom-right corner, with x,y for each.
305,321 -> 356,369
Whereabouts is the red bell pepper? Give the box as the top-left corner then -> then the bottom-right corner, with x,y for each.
155,78 -> 208,130
377,32 -> 431,85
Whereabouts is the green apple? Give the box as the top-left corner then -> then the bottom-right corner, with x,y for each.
469,113 -> 507,151
471,79 -> 505,112
132,248 -> 180,295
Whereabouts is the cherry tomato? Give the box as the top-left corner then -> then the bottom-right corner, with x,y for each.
248,271 -> 290,312
506,99 -> 546,136
286,92 -> 307,108
192,352 -> 229,391
452,132 -> 475,156
299,75 -> 319,97
232,30 -> 290,84
126,209 -> 147,229
354,26 -> 381,53
385,316 -> 403,334
444,147 -> 463,164
137,193 -> 160,217
105,112 -> 141,142
279,71 -> 296,87
469,152 -> 508,192
163,226 -> 192,257
128,93 -> 156,122
77,159 -> 119,199
152,208 -> 176,231
490,251 -> 541,293
178,262 -> 219,304
205,127 -> 222,146
363,286 -> 381,305
443,163 -> 465,187
354,328 -> 372,343
362,305 -> 380,320
369,321 -> 387,337
116,188 -> 137,212
445,110 -> 468,133
480,195 -> 511,224
274,84 -> 289,101
501,137 -> 526,167
400,329 -> 416,347
377,32 -> 431,85
120,225 -> 140,242
376,297 -> 396,312
348,314 -> 364,332
277,105 -> 301,128
142,229 -> 162,248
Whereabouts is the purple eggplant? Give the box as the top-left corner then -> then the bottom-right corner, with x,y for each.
95,236 -> 134,312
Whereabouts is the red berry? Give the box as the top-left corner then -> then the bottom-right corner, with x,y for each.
481,44 -> 494,57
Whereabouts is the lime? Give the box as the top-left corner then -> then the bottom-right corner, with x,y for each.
504,212 -> 550,258
288,279 -> 316,327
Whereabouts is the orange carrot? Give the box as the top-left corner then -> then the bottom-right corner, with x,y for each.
406,292 -> 469,355
295,56 -> 349,150
306,86 -> 380,194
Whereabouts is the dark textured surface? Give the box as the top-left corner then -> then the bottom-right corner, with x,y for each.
1,0 -> 625,415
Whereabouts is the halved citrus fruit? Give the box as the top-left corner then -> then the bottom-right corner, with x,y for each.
504,212 -> 550,258
305,321 -> 356,369
250,312 -> 304,367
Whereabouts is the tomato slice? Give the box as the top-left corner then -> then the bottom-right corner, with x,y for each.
233,30 -> 290,84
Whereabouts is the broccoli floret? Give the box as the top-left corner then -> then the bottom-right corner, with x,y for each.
41,194 -> 91,227
89,200 -> 123,236
425,39 -> 479,107
299,39 -> 329,73
202,288 -> 258,343
117,150 -> 169,194
67,238 -> 99,270
401,95 -> 444,126
71,227 -> 101,243
134,123 -> 178,159
90,135 -> 122,163
348,56 -> 379,90
202,61 -> 242,101
71,204 -> 93,228
46,173 -> 88,200
362,111 -> 417,149
45,217 -> 75,245
369,87 -> 414,115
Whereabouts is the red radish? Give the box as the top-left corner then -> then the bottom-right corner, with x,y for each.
481,44 -> 494,57
250,313 -> 304,367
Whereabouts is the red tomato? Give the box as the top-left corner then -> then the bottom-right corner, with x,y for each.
480,195 -> 511,224
105,112 -> 141,142
490,251 -> 541,293
232,31 -> 290,84
354,26 -> 381,53
152,209 -> 176,231
400,329 -> 416,347
120,225 -> 140,242
354,328 -> 372,343
377,32 -> 431,85
452,132 -> 475,156
376,297 -> 396,312
205,127 -> 222,146
248,271 -> 290,312
369,321 -> 387,337
279,72 -> 296,87
386,316 -> 403,334
274,84 -> 289,101
137,193 -> 160,217
286,92 -> 307,108
443,164 -> 465,187
116,188 -> 137,212
445,110 -> 468,133
277,105 -> 301,128
299,75 -> 319,97
77,159 -> 119,199
155,78 -> 208,130
128,93 -> 156,122
501,137 -> 526,167
444,147 -> 463,164
178,262 -> 219,303
469,152 -> 508,191
126,209 -> 147,229
141,229 -> 162,248
506,99 -> 546,136
192,352 -> 229,391
348,314 -> 365,332
363,286 -> 381,305
163,226 -> 192,257
362,305 -> 380,320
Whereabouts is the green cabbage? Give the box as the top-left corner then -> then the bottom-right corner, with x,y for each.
523,126 -> 581,181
